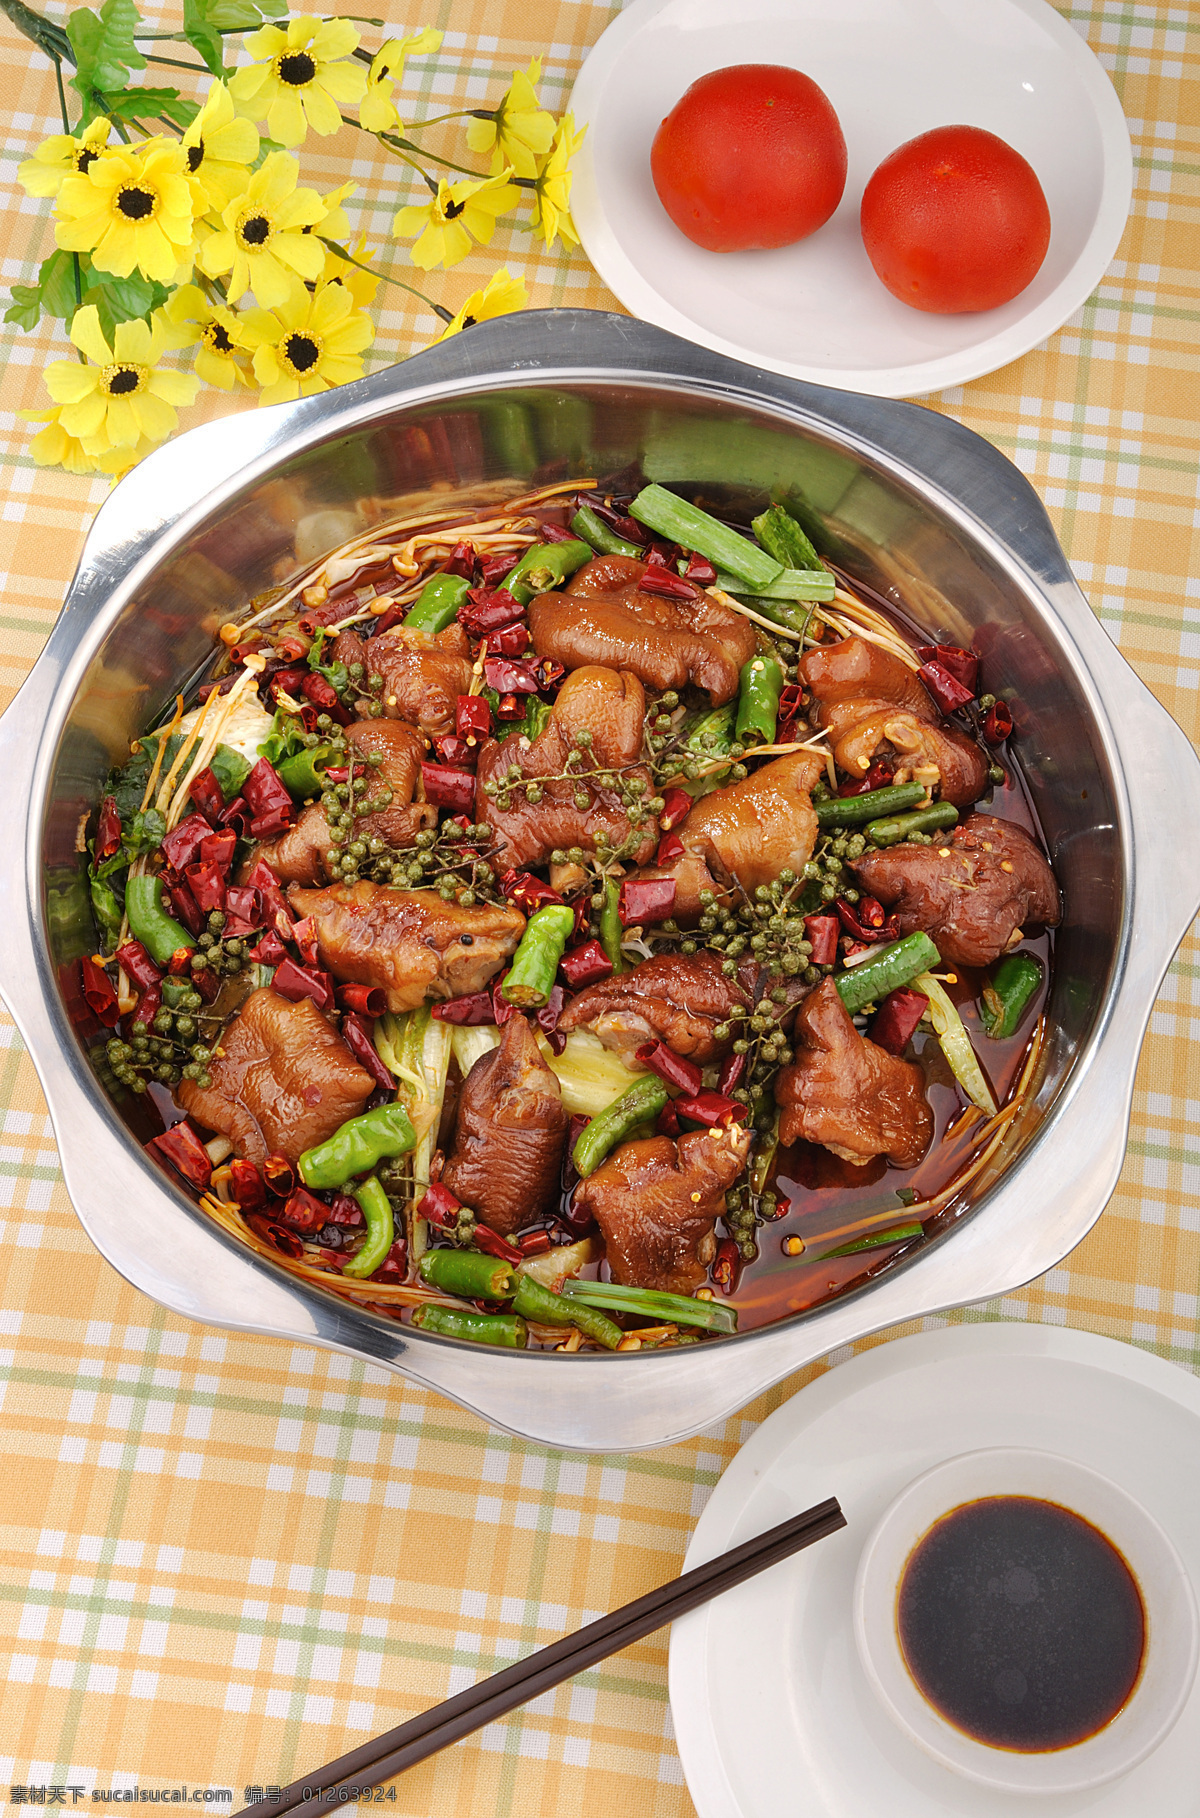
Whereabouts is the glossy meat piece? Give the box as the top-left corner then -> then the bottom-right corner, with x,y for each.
287,882 -> 525,1012
824,701 -> 988,807
850,812 -> 1060,967
802,636 -> 936,723
253,720 -> 436,886
576,1122 -> 752,1295
530,554 -> 757,705
336,623 -> 472,736
478,665 -> 659,870
558,951 -> 753,1065
775,980 -> 933,1167
637,750 -> 824,922
441,1016 -> 567,1235
177,986 -> 373,1168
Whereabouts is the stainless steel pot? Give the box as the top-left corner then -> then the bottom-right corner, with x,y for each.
1,310 -> 1195,1453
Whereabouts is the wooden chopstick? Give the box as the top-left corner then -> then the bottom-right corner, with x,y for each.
236,1495 -> 845,1816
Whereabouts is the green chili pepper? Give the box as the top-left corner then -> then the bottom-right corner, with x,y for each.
835,932 -> 941,1017
981,953 -> 1043,1040
734,652 -> 784,747
511,1275 -> 623,1348
276,743 -> 334,801
89,874 -> 123,947
419,1247 -> 516,1300
561,1279 -> 738,1333
504,538 -> 593,605
571,506 -> 642,559
125,874 -> 196,968
819,1221 -> 924,1259
814,783 -> 926,827
751,503 -> 826,574
402,572 -> 472,634
630,485 -> 782,591
501,903 -> 577,1008
599,876 -> 630,975
341,1175 -> 395,1279
572,1075 -> 669,1179
161,977 -> 194,1009
411,1304 -> 528,1347
298,1103 -> 417,1191
867,803 -> 959,846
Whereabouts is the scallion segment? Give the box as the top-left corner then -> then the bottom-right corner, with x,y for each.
629,485 -> 782,591
713,568 -> 835,603
819,1222 -> 924,1259
914,972 -> 998,1116
835,932 -> 941,1017
561,1279 -> 738,1333
751,503 -> 827,574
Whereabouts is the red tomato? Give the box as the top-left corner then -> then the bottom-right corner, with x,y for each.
651,64 -> 847,254
860,124 -> 1051,314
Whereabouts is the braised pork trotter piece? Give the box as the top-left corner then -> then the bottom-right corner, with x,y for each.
801,636 -> 937,723
441,1016 -> 567,1236
635,749 -> 823,922
529,554 -> 756,705
558,951 -> 754,1065
479,665 -> 659,871
775,980 -> 933,1168
252,720 -> 436,886
850,812 -> 1060,968
823,701 -> 988,807
177,987 -> 374,1168
287,882 -> 525,1012
335,623 -> 472,737
575,1122 -> 752,1295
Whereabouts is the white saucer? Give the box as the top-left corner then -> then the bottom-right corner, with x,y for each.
569,0 -> 1133,398
668,1325 -> 1200,1817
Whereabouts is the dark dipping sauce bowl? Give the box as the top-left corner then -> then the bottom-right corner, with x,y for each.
854,1447 -> 1199,1793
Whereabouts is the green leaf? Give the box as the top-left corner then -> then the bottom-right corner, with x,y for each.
182,0 -> 227,76
81,268 -> 171,342
67,0 -> 146,109
4,249 -> 83,330
101,86 -> 199,129
208,0 -> 287,22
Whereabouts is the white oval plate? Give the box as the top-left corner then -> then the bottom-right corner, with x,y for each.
668,1325 -> 1200,1818
569,0 -> 1133,397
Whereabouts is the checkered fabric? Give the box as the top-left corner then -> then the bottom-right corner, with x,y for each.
0,3 -> 1197,1811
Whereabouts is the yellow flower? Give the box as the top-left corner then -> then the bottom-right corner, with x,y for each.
528,114 -> 586,249
466,58 -> 555,180
434,267 -> 528,341
199,151 -> 326,306
42,305 -> 198,456
21,404 -> 149,478
239,280 -> 374,405
165,282 -> 252,390
319,236 -> 380,311
18,118 -> 111,199
317,179 -> 356,246
230,14 -> 367,147
182,81 -> 260,217
55,140 -> 195,285
359,27 -> 442,135
394,170 -> 519,271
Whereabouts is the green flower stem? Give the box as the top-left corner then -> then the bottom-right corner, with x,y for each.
316,236 -> 451,318
338,113 -> 439,191
143,52 -> 212,73
382,131 -> 480,177
405,108 -> 495,130
0,0 -> 72,65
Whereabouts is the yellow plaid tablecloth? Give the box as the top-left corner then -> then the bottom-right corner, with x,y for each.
0,3 -> 1198,1811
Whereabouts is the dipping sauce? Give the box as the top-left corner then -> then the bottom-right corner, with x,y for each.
897,1496 -> 1145,1751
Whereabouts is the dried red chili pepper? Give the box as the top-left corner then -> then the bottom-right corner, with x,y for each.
656,1099 -> 681,1137
130,982 -> 162,1029
474,1225 -> 524,1263
280,1186 -> 329,1233
459,587 -> 524,636
443,540 -> 476,579
479,550 -> 517,586
500,869 -> 565,915
218,796 -> 252,836
658,786 -> 693,831
198,829 -> 237,874
869,986 -> 929,1055
272,957 -> 334,1011
839,759 -> 895,797
777,683 -> 805,721
483,655 -> 539,695
656,831 -> 685,866
834,896 -> 898,944
248,804 -> 294,841
518,1229 -> 553,1256
160,812 -> 212,872
420,763 -> 476,813
915,644 -> 978,693
491,972 -> 521,1025
637,566 -> 700,602
417,1181 -> 461,1226
247,930 -> 288,965
146,1120 -> 212,1189
341,1012 -> 396,1091
245,1214 -> 304,1259
265,666 -> 309,705
558,940 -> 613,990
456,695 -> 492,743
535,984 -> 566,1040
432,734 -> 474,767
229,1157 -> 267,1210
496,691 -> 526,721
533,656 -> 564,691
684,552 -> 718,585
301,673 -> 352,723
489,622 -> 529,657
241,858 -> 293,934
580,498 -> 647,545
717,1051 -> 746,1095
96,795 -> 122,863
560,1114 -> 592,1210
538,522 -> 578,545
672,1089 -> 746,1127
224,885 -> 264,929
167,946 -> 193,976
635,1039 -> 703,1095
163,875 -> 204,938
804,913 -> 839,966
183,861 -> 227,914
80,956 -> 119,1027
336,982 -> 387,1017
188,767 -> 225,826
114,940 -> 161,992
262,1153 -> 295,1198
242,758 -> 293,821
326,1192 -> 364,1227
917,660 -> 975,715
984,700 -> 1013,743
712,1236 -> 742,1296
432,990 -> 496,1026
618,876 -> 676,926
